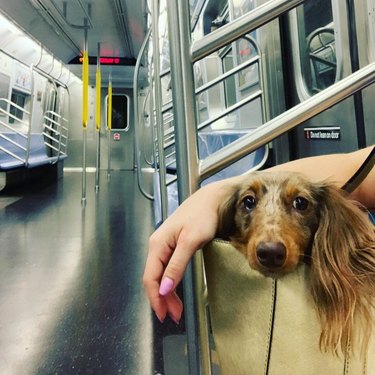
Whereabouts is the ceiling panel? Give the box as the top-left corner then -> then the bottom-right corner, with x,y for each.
0,0 -> 148,87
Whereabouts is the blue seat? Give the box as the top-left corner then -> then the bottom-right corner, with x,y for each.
0,133 -> 66,171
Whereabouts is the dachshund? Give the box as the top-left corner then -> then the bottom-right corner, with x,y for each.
217,171 -> 375,356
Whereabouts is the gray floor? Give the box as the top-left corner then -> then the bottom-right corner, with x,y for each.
0,170 -> 154,375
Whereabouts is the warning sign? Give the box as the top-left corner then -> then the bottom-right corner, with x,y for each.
113,132 -> 121,141
304,127 -> 341,141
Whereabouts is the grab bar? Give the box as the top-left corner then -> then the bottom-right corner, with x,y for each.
192,0 -> 304,62
200,62 -> 375,180
134,28 -> 154,201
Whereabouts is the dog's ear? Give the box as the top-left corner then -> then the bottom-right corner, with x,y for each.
216,185 -> 241,240
310,183 -> 375,354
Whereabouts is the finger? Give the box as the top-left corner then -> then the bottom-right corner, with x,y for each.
159,229 -> 205,295
143,230 -> 177,321
165,291 -> 183,323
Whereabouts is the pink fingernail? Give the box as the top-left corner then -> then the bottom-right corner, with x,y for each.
159,277 -> 174,296
169,313 -> 180,325
156,312 -> 166,323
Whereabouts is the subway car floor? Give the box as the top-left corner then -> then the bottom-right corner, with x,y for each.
0,170 -> 161,375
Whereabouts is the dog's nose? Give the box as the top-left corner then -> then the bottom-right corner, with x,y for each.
256,241 -> 286,269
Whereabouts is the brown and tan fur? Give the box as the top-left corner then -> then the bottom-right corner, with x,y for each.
217,171 -> 375,355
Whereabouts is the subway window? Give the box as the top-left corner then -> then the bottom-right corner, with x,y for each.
9,89 -> 28,124
106,94 -> 129,131
296,0 -> 337,94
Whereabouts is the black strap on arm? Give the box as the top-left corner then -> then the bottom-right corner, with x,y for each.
341,145 -> 375,193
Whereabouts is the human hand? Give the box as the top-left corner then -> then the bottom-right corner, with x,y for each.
143,179 -> 235,323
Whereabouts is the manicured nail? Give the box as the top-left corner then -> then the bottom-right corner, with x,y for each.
159,277 -> 174,296
156,312 -> 166,323
169,313 -> 180,325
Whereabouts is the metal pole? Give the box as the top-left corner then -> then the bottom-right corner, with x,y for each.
95,43 -> 101,192
166,1 -> 211,374
199,61 -> 375,181
81,19 -> 88,205
151,0 -> 168,221
133,28 -> 153,200
107,72 -> 112,179
191,0 -> 304,62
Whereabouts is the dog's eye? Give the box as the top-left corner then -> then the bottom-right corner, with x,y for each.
242,195 -> 256,211
293,196 -> 309,211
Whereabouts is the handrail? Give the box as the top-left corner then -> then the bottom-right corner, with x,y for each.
35,63 -> 67,164
164,0 -> 373,374
0,61 -> 69,170
152,0 -> 169,220
133,27 -> 153,201
192,0 -> 304,62
195,54 -> 260,95
199,61 -> 375,180
197,89 -> 263,131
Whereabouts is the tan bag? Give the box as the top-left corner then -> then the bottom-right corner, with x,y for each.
203,240 -> 375,375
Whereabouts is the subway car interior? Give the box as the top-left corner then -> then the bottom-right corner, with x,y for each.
0,0 -> 374,374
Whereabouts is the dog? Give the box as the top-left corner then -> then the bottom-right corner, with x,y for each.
217,171 -> 375,355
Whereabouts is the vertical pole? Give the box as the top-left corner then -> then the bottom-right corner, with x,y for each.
166,1 -> 211,374
107,72 -> 112,179
81,20 -> 89,205
151,0 -> 168,221
95,43 -> 101,192
133,28 -> 154,200
346,0 -> 367,148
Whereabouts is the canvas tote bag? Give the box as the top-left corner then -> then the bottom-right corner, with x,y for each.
203,239 -> 375,375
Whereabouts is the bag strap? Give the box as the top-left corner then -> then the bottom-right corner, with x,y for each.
341,146 -> 375,194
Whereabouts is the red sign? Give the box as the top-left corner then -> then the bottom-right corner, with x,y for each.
113,132 -> 121,141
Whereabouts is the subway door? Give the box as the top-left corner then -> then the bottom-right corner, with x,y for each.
284,0 -> 364,158
355,0 -> 375,145
104,91 -> 134,170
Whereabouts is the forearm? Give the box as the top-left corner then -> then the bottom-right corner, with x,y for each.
203,146 -> 374,209
267,146 -> 374,209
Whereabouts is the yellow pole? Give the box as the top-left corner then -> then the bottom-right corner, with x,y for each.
82,50 -> 89,129
95,44 -> 101,191
96,68 -> 101,130
81,48 -> 89,204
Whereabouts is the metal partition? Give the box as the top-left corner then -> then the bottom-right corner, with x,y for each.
163,0 -> 375,374
0,65 -> 69,168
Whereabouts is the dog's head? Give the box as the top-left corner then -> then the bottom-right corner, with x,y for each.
217,171 -> 375,354
217,171 -> 322,276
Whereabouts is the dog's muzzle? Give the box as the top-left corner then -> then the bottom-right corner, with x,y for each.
256,241 -> 287,269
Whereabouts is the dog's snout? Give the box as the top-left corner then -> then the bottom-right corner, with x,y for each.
256,241 -> 286,269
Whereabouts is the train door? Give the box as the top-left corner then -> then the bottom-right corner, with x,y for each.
283,0 -> 374,158
356,0 -> 375,145
105,92 -> 134,170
